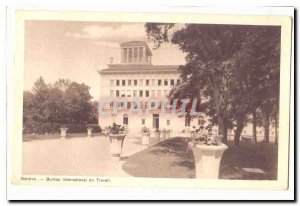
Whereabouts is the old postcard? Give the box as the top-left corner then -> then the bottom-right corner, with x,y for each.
8,10 -> 292,192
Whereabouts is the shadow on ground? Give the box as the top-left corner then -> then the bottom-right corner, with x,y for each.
122,137 -> 278,180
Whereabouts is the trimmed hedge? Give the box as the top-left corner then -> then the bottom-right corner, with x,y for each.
23,121 -> 102,135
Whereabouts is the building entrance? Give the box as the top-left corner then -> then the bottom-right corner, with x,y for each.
152,114 -> 159,129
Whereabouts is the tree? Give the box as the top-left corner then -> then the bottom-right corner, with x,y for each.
252,109 -> 257,143
147,24 -> 250,143
23,91 -> 34,123
145,23 -> 280,145
63,81 -> 94,124
228,26 -> 280,145
43,86 -> 65,124
23,77 -> 96,125
30,76 -> 50,122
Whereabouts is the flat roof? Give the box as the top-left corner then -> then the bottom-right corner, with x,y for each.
99,64 -> 181,74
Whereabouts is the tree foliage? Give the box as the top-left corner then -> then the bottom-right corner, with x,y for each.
145,23 -> 280,144
23,77 -> 98,128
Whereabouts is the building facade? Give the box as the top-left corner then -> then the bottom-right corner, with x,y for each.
98,41 -> 277,142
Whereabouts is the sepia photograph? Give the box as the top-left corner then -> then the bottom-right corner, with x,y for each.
8,10 -> 292,193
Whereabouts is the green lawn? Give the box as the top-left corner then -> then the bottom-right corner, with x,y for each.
122,137 -> 278,180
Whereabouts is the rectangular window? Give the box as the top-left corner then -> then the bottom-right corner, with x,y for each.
116,80 -> 120,86
110,80 -> 114,86
123,48 -> 127,63
116,90 -> 119,97
127,90 -> 131,97
123,114 -> 128,125
146,79 -> 150,86
164,79 -> 168,86
170,79 -> 175,85
110,90 -> 114,97
127,102 -> 131,109
139,47 -> 143,62
142,119 -> 145,125
128,80 -> 131,86
134,80 -> 137,86
151,90 -> 155,97
152,79 -> 155,86
139,90 -> 143,97
145,90 -> 149,97
152,114 -> 159,129
134,48 -> 138,63
157,90 -> 161,97
139,79 -> 143,86
167,119 -> 170,126
158,80 -> 162,86
121,90 -> 126,97
133,90 -> 137,97
122,80 -> 126,86
128,48 -> 132,63
119,102 -> 124,109
177,79 -> 180,84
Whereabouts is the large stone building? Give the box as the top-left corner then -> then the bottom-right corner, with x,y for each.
98,41 -> 276,142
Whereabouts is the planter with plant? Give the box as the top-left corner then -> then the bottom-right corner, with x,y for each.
188,125 -> 227,179
60,126 -> 68,139
105,123 -> 126,160
141,126 -> 151,146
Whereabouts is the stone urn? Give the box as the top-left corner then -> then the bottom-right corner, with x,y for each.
87,128 -> 93,137
141,132 -> 150,146
192,144 -> 228,179
60,127 -> 68,139
108,134 -> 126,160
165,129 -> 171,139
154,130 -> 161,142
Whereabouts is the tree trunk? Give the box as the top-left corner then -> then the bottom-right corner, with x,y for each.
275,111 -> 279,145
252,110 -> 257,143
218,117 -> 227,144
234,121 -> 243,146
263,110 -> 270,143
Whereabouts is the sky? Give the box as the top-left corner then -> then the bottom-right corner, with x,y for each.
24,21 -> 186,99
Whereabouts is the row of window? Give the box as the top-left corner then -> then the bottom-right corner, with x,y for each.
122,114 -> 213,129
140,118 -> 171,126
109,102 -> 174,111
110,79 -> 180,87
122,47 -> 151,63
110,90 -> 170,97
